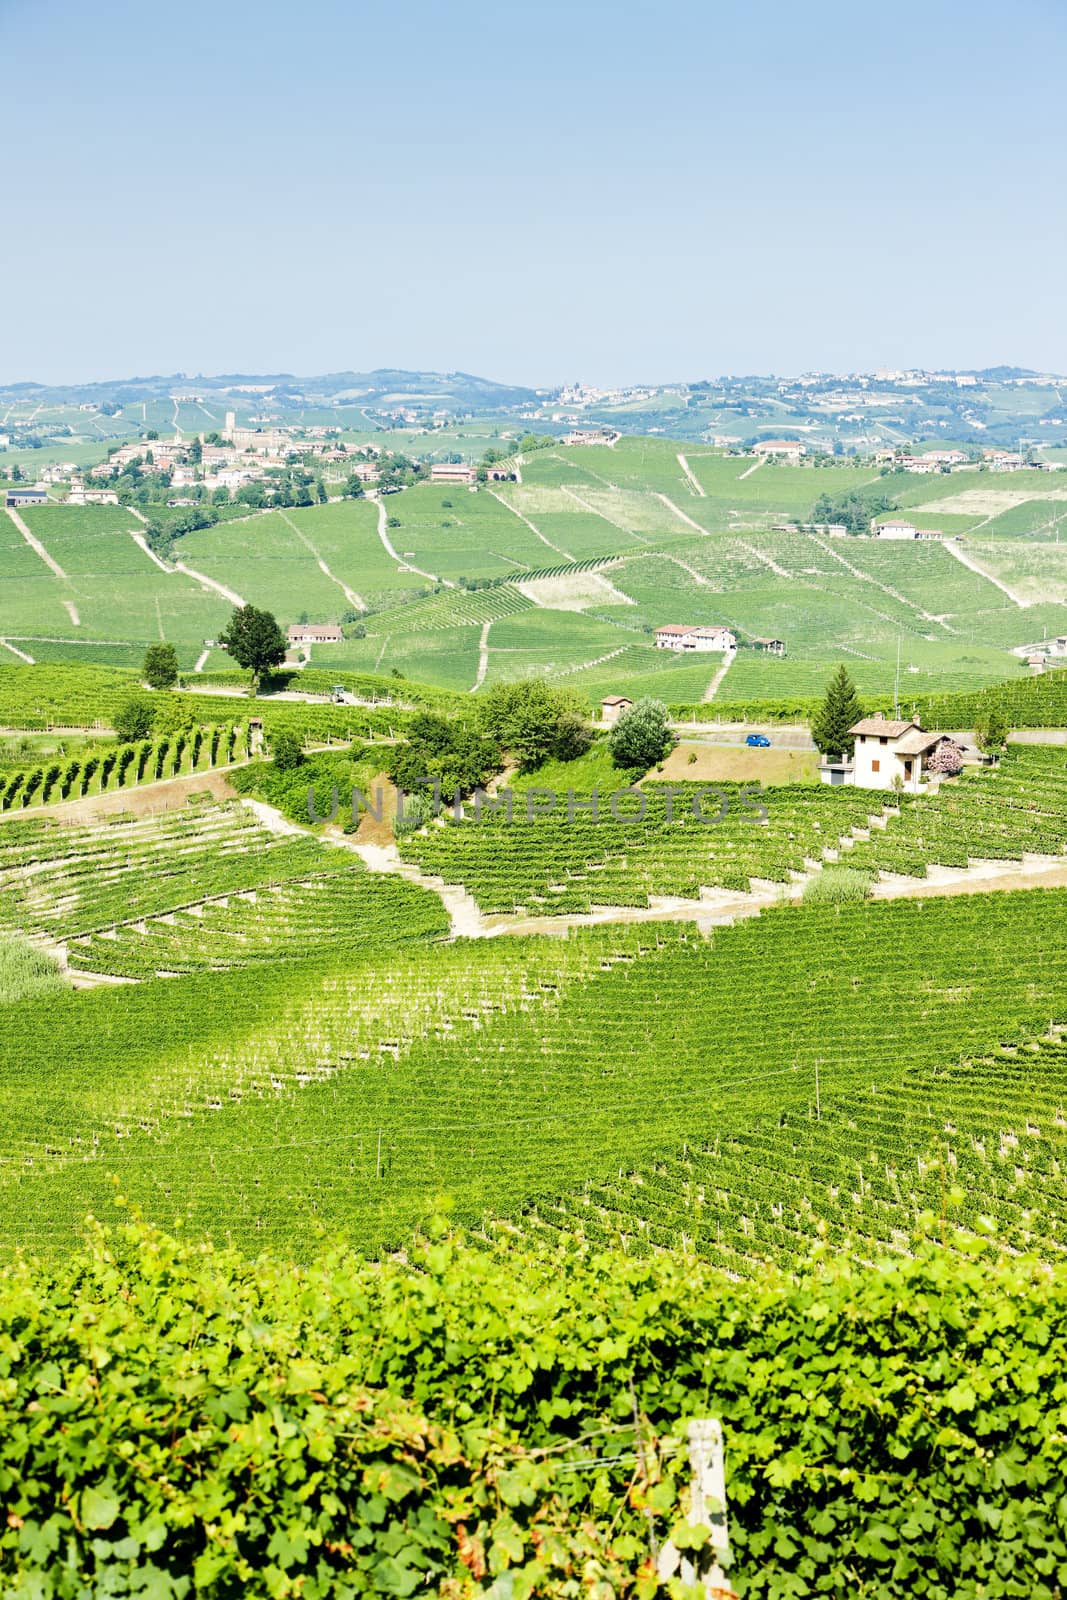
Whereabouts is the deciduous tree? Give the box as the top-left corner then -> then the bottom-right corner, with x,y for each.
219,605 -> 287,695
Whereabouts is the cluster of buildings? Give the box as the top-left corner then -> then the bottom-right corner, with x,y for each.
872,446 -> 1059,475
562,427 -> 621,447
89,415 -> 381,500
1022,636 -> 1067,673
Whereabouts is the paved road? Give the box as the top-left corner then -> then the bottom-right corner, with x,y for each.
671,722 -> 818,751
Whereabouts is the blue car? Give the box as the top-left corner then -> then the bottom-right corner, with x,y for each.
745,733 -> 771,748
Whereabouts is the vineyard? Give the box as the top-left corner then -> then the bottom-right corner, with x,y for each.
398,783 -> 886,912
0,720 -> 247,811
5,1222 -> 1067,1597
0,663 -> 421,737
394,749 -> 1067,914
671,664 -> 1067,730
497,1035 -> 1067,1272
3,890 -> 1067,1262
0,801 -> 448,969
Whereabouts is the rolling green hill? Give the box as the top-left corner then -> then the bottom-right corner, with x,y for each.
4,435 -> 1067,708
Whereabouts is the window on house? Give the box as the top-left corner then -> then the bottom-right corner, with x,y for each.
871,759 -> 880,773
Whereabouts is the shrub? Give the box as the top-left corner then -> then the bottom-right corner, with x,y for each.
608,697 -> 674,770
271,730 -> 305,771
803,865 -> 875,904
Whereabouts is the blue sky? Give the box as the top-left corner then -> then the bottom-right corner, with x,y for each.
3,0 -> 1065,385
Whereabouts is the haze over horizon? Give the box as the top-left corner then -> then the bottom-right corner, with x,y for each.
4,0 -> 1065,386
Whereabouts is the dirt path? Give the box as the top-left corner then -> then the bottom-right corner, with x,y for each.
655,492 -> 708,534
676,454 -> 705,497
193,648 -> 210,673
635,550 -> 718,588
5,765 -> 245,825
0,639 -> 35,663
243,795 -> 489,939
869,853 -> 1067,901
550,644 -> 627,680
276,509 -> 366,610
702,646 -> 736,702
375,497 -> 453,587
129,530 -> 175,575
736,458 -> 764,481
734,537 -> 791,579
6,506 -> 68,581
486,488 -> 574,561
471,621 -> 491,691
173,560 -> 245,607
944,540 -> 1030,608
62,599 -> 80,626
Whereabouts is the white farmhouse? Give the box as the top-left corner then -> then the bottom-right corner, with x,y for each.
873,519 -> 920,539
654,625 -> 736,653
848,714 -> 960,792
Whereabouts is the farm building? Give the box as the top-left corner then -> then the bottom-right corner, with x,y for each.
483,462 -> 517,482
562,428 -> 620,446
848,714 -> 963,793
4,487 -> 47,507
287,624 -> 344,645
750,439 -> 806,461
429,464 -> 477,486
654,625 -> 736,653
67,485 -> 119,506
600,695 -> 633,726
873,520 -> 920,540
752,637 -> 785,655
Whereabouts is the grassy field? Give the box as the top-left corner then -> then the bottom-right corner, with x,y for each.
6,505 -> 230,649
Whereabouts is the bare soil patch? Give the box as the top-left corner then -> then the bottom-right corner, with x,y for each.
651,743 -> 820,784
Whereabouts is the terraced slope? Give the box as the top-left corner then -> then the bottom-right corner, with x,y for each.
0,801 -> 448,971
395,749 -> 1067,914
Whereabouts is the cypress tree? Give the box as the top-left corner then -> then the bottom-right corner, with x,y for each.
811,665 -> 863,761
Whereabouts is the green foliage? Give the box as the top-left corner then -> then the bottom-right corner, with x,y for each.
387,712 -> 500,803
270,728 -> 304,771
811,664 -> 863,760
112,695 -> 155,744
607,696 -> 673,770
811,486 -> 896,531
975,705 -> 1010,757
141,642 -> 179,690
3,1220 -> 1067,1596
392,787 -> 436,837
802,864 -> 875,903
0,935 -> 66,1004
478,680 -> 592,772
218,604 -> 287,690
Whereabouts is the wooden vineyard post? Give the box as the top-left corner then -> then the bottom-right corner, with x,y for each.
658,1419 -> 737,1599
